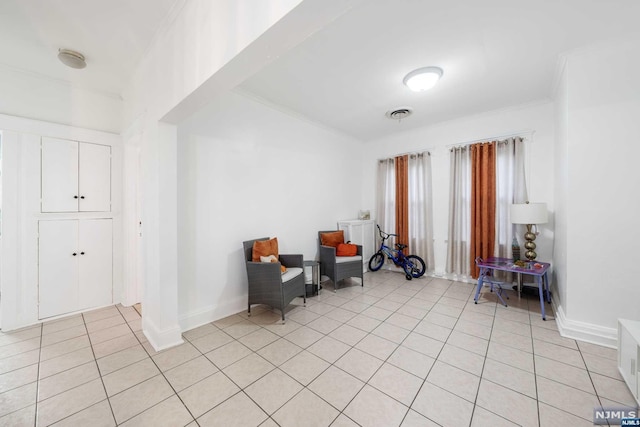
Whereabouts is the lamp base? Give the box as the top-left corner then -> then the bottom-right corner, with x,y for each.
523,224 -> 537,261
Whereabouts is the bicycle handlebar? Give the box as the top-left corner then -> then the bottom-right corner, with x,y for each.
376,224 -> 397,240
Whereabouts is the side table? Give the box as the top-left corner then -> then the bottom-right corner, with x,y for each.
304,260 -> 321,297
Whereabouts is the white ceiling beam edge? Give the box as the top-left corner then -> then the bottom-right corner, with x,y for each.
161,0 -> 365,125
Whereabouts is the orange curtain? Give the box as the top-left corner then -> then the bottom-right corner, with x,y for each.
470,143 -> 496,278
395,155 -> 409,251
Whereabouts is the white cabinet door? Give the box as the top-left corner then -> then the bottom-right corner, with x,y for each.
41,137 -> 79,212
39,220 -> 79,318
41,138 -> 111,213
39,219 -> 113,319
78,219 -> 112,310
79,143 -> 111,212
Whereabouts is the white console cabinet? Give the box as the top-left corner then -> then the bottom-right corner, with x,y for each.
338,219 -> 375,271
618,319 -> 640,406
38,219 -> 113,319
41,137 -> 111,212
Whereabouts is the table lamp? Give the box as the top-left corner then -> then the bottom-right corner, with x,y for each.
510,202 -> 548,261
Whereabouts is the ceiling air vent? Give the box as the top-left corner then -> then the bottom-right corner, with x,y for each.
385,107 -> 413,120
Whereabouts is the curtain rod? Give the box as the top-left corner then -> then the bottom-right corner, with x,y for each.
377,148 -> 433,162
446,129 -> 535,150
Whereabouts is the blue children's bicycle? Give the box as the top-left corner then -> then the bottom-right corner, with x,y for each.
369,225 -> 426,280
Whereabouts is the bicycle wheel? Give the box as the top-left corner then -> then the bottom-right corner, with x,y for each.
403,255 -> 426,278
368,252 -> 385,271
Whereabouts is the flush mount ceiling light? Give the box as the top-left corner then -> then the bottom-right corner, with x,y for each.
403,66 -> 443,92
57,48 -> 86,69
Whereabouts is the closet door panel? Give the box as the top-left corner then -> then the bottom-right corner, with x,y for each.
41,137 -> 78,212
39,220 -> 79,318
78,219 -> 113,310
79,143 -> 111,212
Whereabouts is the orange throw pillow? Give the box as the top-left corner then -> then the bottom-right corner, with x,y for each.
320,231 -> 344,248
336,243 -> 358,257
252,237 -> 279,262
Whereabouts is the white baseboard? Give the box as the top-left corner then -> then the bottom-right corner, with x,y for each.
178,296 -> 246,333
554,302 -> 618,349
142,316 -> 184,351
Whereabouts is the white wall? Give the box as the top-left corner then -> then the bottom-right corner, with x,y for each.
553,59 -> 569,314
0,66 -> 122,134
554,39 -> 640,346
362,102 -> 555,277
175,91 -> 363,329
122,0 -> 305,125
120,0 -> 362,349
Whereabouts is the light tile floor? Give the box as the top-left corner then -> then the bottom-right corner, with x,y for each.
0,271 -> 636,426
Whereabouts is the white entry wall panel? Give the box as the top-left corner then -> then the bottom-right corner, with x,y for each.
38,220 -> 79,318
41,137 -> 79,212
78,219 -> 113,310
79,143 -> 111,212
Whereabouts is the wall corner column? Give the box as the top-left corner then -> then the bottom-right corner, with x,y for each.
140,120 -> 182,350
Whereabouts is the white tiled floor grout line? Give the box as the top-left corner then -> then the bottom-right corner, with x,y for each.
34,323 -> 44,427
114,306 -> 200,426
528,302 -> 543,427
80,311 -> 118,426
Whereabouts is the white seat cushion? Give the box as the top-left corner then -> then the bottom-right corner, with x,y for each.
336,256 -> 362,264
281,267 -> 303,283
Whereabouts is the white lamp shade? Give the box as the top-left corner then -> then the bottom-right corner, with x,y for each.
510,203 -> 548,224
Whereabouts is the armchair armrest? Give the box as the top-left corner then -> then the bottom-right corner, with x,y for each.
319,245 -> 337,263
246,261 -> 284,290
279,254 -> 303,268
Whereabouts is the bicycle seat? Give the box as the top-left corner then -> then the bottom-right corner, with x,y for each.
395,243 -> 407,250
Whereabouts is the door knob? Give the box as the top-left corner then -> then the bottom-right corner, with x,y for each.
74,196 -> 78,199
80,252 -> 85,255
80,196 -> 85,199
72,253 -> 77,256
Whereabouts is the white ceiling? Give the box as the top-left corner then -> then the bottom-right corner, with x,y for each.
1,0 -> 639,137
239,0 -> 640,140
0,0 -> 179,96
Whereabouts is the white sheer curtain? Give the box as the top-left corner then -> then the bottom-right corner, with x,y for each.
408,152 -> 435,271
446,147 -> 471,276
376,158 -> 396,247
495,137 -> 528,260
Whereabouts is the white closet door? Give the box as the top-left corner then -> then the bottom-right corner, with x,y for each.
41,137 -> 79,212
79,143 -> 111,212
78,219 -> 113,310
39,220 -> 79,318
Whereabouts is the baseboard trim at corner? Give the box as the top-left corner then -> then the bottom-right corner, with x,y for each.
554,303 -> 617,349
142,317 -> 184,352
178,296 -> 246,334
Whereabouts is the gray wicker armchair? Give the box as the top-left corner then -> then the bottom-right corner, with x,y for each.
318,231 -> 364,292
243,237 -> 306,322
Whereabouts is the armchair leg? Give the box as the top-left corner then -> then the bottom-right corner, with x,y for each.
248,304 -> 251,317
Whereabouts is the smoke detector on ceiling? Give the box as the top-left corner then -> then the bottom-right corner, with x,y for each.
57,48 -> 87,69
386,107 -> 413,120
